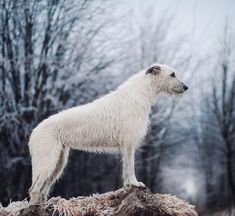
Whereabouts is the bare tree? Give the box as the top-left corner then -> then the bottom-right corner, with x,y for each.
0,0 -> 124,205
198,23 -> 235,213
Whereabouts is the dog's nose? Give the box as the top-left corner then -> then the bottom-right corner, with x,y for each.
183,85 -> 188,91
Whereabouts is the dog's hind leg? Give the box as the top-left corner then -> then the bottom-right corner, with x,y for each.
40,146 -> 70,198
29,135 -> 70,204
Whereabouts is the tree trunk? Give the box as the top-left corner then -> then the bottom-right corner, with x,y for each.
1,186 -> 198,216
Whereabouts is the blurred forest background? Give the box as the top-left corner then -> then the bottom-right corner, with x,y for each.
0,0 -> 235,215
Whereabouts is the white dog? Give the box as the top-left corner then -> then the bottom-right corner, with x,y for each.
28,63 -> 188,204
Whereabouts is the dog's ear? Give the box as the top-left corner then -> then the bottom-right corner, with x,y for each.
146,66 -> 161,75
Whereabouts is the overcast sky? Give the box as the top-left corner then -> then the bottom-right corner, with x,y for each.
127,0 -> 235,50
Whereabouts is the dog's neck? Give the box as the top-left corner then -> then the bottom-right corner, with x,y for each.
117,71 -> 158,107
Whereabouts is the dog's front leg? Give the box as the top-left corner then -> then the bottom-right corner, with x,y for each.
121,145 -> 145,187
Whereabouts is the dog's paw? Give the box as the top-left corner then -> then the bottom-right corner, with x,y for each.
131,181 -> 146,188
125,180 -> 146,188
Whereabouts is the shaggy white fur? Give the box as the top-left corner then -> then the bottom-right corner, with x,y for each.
28,63 -> 188,204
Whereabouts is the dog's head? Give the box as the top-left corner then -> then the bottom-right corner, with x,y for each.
146,63 -> 188,95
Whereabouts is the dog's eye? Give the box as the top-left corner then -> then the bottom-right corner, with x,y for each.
170,72 -> 175,78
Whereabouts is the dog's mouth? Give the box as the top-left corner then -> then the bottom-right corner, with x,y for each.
172,89 -> 184,94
